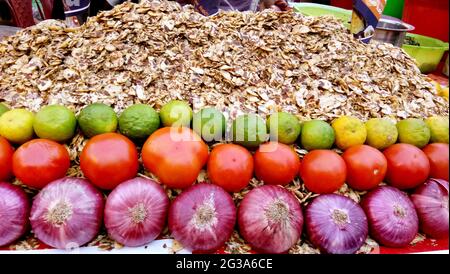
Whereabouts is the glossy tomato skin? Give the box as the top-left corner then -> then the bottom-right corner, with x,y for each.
80,133 -> 138,190
207,144 -> 253,192
342,145 -> 387,191
299,150 -> 346,194
383,144 -> 430,189
13,139 -> 70,189
254,142 -> 300,186
0,136 -> 14,181
422,143 -> 449,181
142,127 -> 209,189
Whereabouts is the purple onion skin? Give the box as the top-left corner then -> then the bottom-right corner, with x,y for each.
0,182 -> 30,247
104,177 -> 169,247
411,179 -> 449,239
168,183 -> 236,253
361,186 -> 419,248
238,185 -> 303,254
306,194 -> 368,254
30,177 -> 104,249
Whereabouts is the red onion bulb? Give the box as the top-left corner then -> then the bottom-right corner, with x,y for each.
30,177 -> 104,249
104,177 -> 169,247
306,194 -> 368,254
411,179 -> 449,239
168,183 -> 236,253
0,182 -> 30,246
238,185 -> 303,254
361,186 -> 418,248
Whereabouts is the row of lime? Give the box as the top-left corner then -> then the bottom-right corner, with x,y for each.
0,101 -> 448,150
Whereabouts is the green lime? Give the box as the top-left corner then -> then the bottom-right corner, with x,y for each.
365,118 -> 398,150
33,105 -> 77,142
267,112 -> 302,145
192,107 -> 226,142
119,104 -> 160,140
301,120 -> 335,150
425,116 -> 449,143
0,103 -> 9,117
78,103 -> 118,138
232,114 -> 268,149
0,109 -> 34,144
159,100 -> 193,127
397,118 -> 430,148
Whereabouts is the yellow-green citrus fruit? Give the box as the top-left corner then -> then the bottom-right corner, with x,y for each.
332,116 -> 367,150
365,118 -> 398,150
0,109 -> 35,144
396,118 -> 430,148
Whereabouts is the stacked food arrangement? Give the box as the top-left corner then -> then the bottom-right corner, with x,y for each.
0,0 -> 448,254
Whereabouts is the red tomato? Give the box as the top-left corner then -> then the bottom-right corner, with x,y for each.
383,144 -> 430,189
299,150 -> 346,194
207,144 -> 253,192
423,143 -> 449,181
254,142 -> 300,186
142,127 -> 209,189
0,136 -> 14,181
342,145 -> 387,191
80,133 -> 138,190
13,139 -> 70,189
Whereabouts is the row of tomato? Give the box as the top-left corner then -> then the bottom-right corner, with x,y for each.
0,126 -> 448,254
1,126 -> 448,193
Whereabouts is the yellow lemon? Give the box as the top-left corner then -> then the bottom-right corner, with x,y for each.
332,116 -> 367,150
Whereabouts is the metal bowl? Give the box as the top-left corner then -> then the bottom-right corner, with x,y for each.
373,16 -> 415,47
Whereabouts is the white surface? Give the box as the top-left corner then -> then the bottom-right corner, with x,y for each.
1,239 -> 448,254
0,239 -> 191,254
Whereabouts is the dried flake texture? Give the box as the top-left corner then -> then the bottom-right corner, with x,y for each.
0,0 -> 447,119
3,0 -> 446,254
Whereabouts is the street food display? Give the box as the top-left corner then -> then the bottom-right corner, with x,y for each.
0,0 -> 448,254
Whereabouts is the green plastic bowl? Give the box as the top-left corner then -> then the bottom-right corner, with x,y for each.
292,3 -> 351,29
402,33 -> 449,74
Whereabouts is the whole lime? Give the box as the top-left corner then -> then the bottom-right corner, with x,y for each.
192,107 -> 226,142
119,104 -> 160,140
78,103 -> 118,138
332,116 -> 367,150
0,103 -> 9,117
425,116 -> 449,144
0,109 -> 35,144
266,112 -> 302,145
397,118 -> 430,148
33,105 -> 77,142
301,120 -> 335,150
365,118 -> 398,150
160,100 -> 193,128
232,114 -> 268,149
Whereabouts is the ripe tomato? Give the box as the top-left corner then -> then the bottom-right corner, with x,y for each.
0,136 -> 14,181
142,127 -> 209,189
342,145 -> 387,191
80,133 -> 138,190
299,150 -> 346,194
254,142 -> 300,186
13,139 -> 70,188
207,144 -> 253,192
383,143 -> 430,189
423,143 -> 449,181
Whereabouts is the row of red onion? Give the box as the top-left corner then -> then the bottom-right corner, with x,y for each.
0,177 -> 448,253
